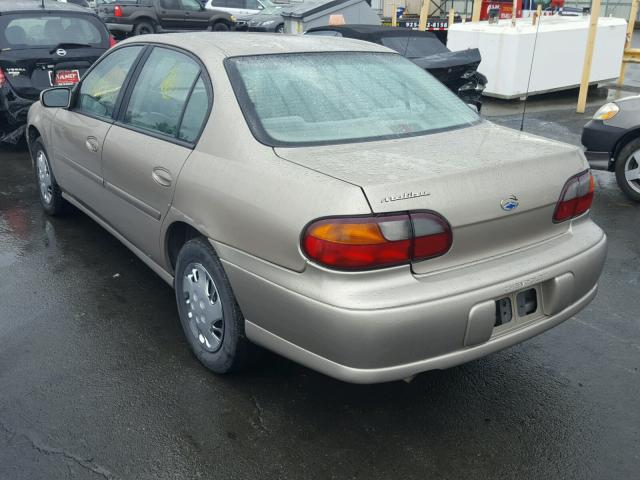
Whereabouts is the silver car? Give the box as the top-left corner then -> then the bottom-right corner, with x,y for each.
27,33 -> 607,383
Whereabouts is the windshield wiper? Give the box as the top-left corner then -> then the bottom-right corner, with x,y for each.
49,43 -> 93,54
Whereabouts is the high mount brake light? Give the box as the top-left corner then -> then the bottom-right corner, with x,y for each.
114,5 -> 123,17
553,170 -> 595,223
302,212 -> 452,270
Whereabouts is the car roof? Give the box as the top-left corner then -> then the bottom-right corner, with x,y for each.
118,31 -> 393,59
0,0 -> 91,14
307,24 -> 440,41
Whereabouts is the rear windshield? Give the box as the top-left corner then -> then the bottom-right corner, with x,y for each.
225,52 -> 478,147
0,13 -> 108,50
380,35 -> 449,58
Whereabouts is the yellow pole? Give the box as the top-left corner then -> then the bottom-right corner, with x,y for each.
448,8 -> 455,27
618,0 -> 639,87
418,0 -> 431,31
472,0 -> 482,22
577,0 -> 601,113
392,0 -> 397,27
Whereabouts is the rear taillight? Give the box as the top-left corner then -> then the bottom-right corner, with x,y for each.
114,5 -> 123,17
553,170 -> 595,223
109,35 -> 117,48
302,212 -> 452,270
0,68 -> 6,88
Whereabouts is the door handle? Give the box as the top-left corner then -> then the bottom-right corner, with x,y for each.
152,167 -> 172,187
85,136 -> 99,153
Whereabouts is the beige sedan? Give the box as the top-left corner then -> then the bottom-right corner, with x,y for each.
27,33 -> 607,383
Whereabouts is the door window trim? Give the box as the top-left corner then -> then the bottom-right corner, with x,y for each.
113,43 -> 214,149
70,44 -> 150,124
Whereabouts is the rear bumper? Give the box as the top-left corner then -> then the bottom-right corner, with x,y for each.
106,22 -> 134,33
216,218 -> 607,383
0,88 -> 32,143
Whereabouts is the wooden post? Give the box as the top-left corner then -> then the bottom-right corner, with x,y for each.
472,0 -> 482,22
418,0 -> 431,31
576,0 -> 601,113
448,8 -> 455,27
511,0 -> 517,26
392,0 -> 397,27
532,3 -> 541,25
618,0 -> 639,87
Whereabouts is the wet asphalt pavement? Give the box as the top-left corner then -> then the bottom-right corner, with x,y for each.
1,101 -> 639,479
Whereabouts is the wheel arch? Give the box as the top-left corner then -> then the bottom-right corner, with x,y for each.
165,220 -> 207,274
612,128 -> 640,170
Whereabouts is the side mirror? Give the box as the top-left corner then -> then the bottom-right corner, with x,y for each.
41,87 -> 71,108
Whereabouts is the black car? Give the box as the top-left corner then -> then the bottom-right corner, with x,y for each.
582,97 -> 640,202
0,0 -> 113,143
305,25 -> 487,110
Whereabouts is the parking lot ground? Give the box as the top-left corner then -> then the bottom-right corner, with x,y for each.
1,89 -> 639,479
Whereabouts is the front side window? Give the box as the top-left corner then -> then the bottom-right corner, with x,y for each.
123,47 -> 202,138
0,13 -> 107,49
226,52 -> 478,147
76,46 -> 143,119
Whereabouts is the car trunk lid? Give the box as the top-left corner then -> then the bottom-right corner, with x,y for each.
274,121 -> 588,274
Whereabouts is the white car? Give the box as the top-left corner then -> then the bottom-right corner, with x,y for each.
204,0 -> 273,17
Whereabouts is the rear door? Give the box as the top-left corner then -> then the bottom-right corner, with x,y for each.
0,12 -> 109,99
180,0 -> 211,29
51,45 -> 145,212
157,0 -> 186,30
101,46 -> 211,263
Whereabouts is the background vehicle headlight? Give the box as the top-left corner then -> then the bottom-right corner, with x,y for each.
593,102 -> 619,121
260,20 -> 276,26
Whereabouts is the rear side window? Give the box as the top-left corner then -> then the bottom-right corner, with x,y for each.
178,77 -> 208,142
0,14 -> 108,50
123,47 -> 207,141
76,46 -> 143,119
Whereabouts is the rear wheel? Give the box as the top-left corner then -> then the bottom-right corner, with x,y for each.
211,21 -> 229,31
275,23 -> 284,33
32,138 -> 67,216
175,237 -> 255,373
614,138 -> 640,202
133,21 -> 154,35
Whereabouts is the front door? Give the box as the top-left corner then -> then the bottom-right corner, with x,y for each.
51,45 -> 145,213
101,46 -> 210,263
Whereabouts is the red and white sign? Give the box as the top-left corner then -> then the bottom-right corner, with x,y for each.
49,69 -> 80,86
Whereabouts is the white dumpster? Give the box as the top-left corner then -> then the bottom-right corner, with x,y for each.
447,16 -> 627,99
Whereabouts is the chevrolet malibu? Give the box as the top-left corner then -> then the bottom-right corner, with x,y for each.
27,33 -> 607,383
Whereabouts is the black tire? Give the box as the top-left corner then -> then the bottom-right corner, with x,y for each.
175,237 -> 255,373
133,21 -> 154,36
211,21 -> 229,31
614,138 -> 640,202
31,137 -> 67,216
275,24 -> 284,33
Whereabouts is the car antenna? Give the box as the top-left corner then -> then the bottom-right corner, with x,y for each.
520,10 -> 543,132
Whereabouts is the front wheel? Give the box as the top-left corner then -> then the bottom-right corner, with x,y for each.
211,22 -> 230,31
32,138 -> 67,216
614,138 -> 640,202
275,24 -> 284,33
175,237 -> 255,373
